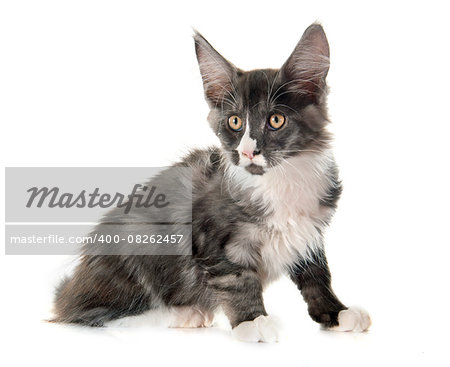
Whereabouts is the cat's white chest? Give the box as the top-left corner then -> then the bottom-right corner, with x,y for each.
253,152 -> 335,282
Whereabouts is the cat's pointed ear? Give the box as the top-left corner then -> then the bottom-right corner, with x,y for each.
280,24 -> 330,101
194,31 -> 238,106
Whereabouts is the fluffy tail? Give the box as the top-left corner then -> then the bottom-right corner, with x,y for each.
50,262 -> 152,327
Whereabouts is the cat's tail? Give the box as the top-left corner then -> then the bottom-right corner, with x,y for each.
49,269 -> 153,327
47,276 -> 119,327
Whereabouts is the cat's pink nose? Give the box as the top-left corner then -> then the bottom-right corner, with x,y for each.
242,150 -> 260,160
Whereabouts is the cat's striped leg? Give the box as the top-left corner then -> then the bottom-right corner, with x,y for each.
289,248 -> 371,332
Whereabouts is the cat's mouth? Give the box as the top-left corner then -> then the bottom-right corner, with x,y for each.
244,164 -> 266,175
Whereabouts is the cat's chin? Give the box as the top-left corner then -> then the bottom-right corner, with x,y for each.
244,164 -> 266,175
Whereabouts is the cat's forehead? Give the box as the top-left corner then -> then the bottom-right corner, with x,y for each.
235,69 -> 280,110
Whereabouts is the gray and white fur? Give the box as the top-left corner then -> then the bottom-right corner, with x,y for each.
52,24 -> 371,342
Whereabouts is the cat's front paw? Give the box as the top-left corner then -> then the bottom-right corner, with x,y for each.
329,306 -> 371,332
232,315 -> 279,343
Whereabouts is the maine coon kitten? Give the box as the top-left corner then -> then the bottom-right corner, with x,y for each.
52,23 -> 371,342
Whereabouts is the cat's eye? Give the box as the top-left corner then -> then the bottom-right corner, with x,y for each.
268,114 -> 286,130
228,115 -> 243,131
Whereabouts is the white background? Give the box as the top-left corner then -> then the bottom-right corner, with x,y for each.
1,1 -> 449,366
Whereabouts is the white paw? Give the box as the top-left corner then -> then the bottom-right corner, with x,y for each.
330,306 -> 371,332
168,307 -> 214,328
232,315 -> 279,343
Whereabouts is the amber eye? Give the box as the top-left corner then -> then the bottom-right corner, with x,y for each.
268,114 -> 286,130
228,115 -> 243,131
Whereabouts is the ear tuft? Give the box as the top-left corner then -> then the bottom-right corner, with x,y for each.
281,23 -> 330,101
193,32 -> 237,107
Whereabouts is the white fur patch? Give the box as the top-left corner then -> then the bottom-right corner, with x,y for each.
232,315 -> 279,342
168,306 -> 214,328
235,116 -> 268,168
330,306 -> 371,332
256,151 -> 335,282
236,120 -> 257,165
251,153 -> 268,167
225,151 -> 336,283
225,162 -> 260,189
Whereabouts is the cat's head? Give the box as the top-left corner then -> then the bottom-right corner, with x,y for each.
194,24 -> 332,175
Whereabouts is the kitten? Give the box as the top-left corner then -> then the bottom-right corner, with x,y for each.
52,23 -> 371,341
